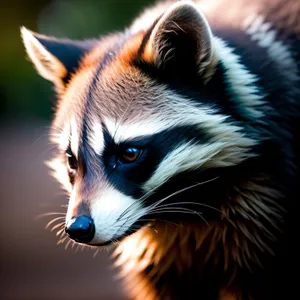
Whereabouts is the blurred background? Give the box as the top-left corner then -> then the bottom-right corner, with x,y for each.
0,1 -> 153,299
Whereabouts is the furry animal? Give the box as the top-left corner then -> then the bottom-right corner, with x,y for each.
22,0 -> 299,299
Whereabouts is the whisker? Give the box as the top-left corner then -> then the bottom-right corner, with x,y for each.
136,218 -> 179,228
31,131 -> 60,147
35,212 -> 66,220
65,239 -> 73,250
71,240 -> 76,249
93,248 -> 100,258
116,178 -> 218,232
146,209 -> 209,225
37,145 -> 57,161
45,217 -> 66,229
157,201 -> 223,214
150,177 -> 220,210
56,227 -> 66,237
57,236 -> 68,245
118,177 -> 219,225
50,222 -> 65,232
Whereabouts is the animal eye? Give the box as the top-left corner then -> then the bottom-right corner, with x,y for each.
66,148 -> 78,170
120,147 -> 141,163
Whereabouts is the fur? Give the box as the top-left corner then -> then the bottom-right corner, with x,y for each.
22,0 -> 299,299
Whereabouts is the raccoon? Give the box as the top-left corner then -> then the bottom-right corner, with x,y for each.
21,0 -> 299,299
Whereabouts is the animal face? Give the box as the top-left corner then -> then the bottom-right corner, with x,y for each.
22,1 -> 256,246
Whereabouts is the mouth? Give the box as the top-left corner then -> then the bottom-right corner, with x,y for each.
90,219 -> 149,247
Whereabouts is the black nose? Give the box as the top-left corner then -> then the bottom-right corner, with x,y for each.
65,216 -> 95,243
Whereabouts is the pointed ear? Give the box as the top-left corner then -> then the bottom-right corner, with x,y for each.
21,27 -> 96,91
142,1 -> 217,78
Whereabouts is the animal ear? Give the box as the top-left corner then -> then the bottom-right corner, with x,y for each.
21,27 -> 96,91
142,1 -> 216,78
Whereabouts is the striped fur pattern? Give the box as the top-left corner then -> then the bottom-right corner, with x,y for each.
22,0 -> 299,299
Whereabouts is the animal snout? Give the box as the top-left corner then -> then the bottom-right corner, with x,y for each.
65,215 -> 95,243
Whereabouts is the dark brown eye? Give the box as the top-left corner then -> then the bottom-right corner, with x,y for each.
120,147 -> 141,163
66,148 -> 78,171
66,148 -> 77,185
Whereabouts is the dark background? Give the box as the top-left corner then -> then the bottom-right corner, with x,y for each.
0,1 -> 152,299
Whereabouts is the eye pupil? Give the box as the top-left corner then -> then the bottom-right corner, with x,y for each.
66,149 -> 77,170
122,147 -> 140,163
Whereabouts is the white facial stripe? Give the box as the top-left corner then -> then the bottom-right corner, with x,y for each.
70,118 -> 79,156
143,132 -> 256,192
244,14 -> 299,91
51,118 -> 79,155
51,118 -> 81,156
104,104 -> 231,144
104,118 -> 167,143
213,37 -> 266,118
90,186 -> 143,244
50,122 -> 70,151
88,120 -> 104,155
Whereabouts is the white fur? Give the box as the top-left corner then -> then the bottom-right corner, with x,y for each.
88,119 -> 104,155
21,26 -> 67,85
46,157 -> 72,193
143,133 -> 255,192
104,100 -> 235,144
50,122 -> 70,151
90,186 -> 144,244
213,37 -> 266,119
244,14 -> 300,92
104,95 -> 256,194
71,118 -> 79,156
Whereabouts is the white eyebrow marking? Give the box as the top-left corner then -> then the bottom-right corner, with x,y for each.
88,119 -> 104,155
104,118 -> 168,143
103,103 -> 229,144
71,117 -> 79,155
103,99 -> 252,145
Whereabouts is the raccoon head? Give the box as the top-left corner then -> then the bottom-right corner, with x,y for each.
22,1 -> 260,246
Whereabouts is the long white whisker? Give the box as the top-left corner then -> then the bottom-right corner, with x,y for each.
150,177 -> 219,210
93,249 -> 100,258
50,222 -> 65,232
119,176 -> 219,223
146,209 -> 209,225
148,207 -> 203,214
65,239 -> 72,250
35,212 -> 66,220
157,201 -> 223,214
117,177 -> 219,232
45,217 -> 66,229
57,236 -> 68,245
56,228 -> 66,237
71,240 -> 76,249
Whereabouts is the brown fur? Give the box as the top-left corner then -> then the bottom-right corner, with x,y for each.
21,0 -> 299,299
113,174 -> 283,299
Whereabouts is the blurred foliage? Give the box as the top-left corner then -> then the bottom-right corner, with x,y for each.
0,0 -> 153,121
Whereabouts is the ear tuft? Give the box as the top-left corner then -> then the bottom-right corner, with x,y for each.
21,27 -> 68,88
143,1 -> 217,78
21,27 -> 96,91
